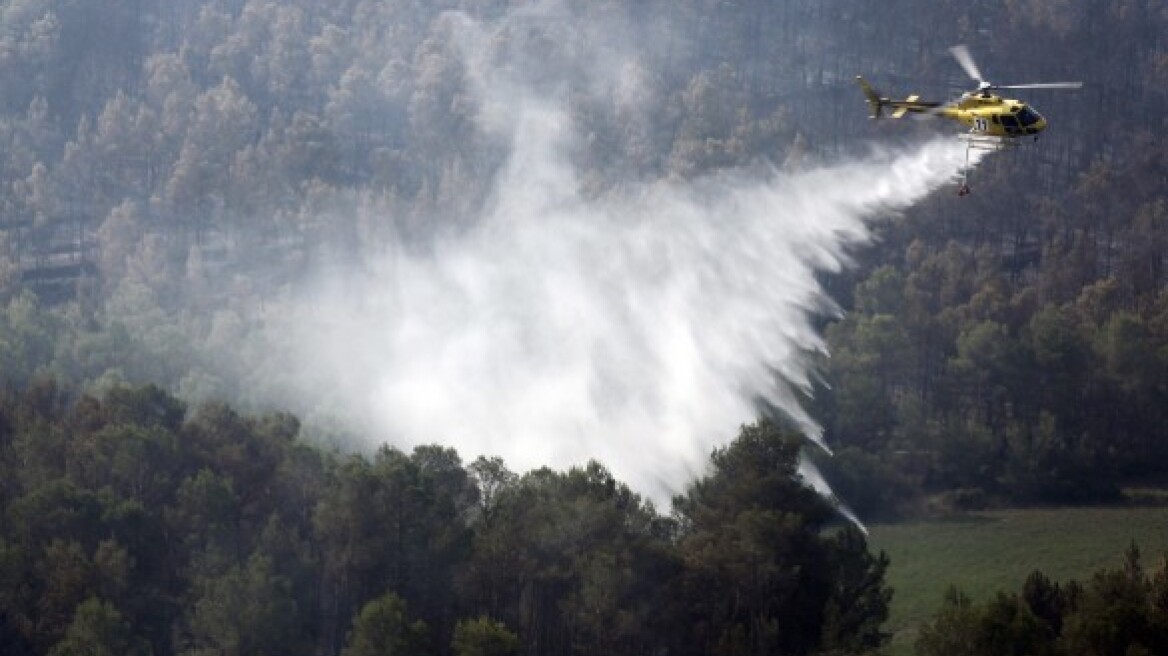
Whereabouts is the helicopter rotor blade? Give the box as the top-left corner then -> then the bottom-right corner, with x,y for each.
949,44 -> 984,84
993,82 -> 1084,90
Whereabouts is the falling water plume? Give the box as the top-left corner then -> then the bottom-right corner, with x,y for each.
285,96 -> 983,518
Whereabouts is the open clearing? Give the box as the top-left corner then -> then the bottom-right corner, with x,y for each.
867,505 -> 1168,655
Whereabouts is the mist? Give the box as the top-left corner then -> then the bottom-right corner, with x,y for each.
282,121 -> 976,506
249,7 -> 983,508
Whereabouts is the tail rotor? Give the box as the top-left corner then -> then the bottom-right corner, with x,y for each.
855,76 -> 886,119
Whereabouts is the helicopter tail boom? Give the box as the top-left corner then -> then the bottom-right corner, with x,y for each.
855,76 -> 941,119
891,96 -> 921,118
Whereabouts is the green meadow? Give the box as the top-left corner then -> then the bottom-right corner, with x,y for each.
867,505 -> 1168,655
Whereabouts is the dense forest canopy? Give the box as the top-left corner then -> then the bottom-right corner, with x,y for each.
0,385 -> 890,656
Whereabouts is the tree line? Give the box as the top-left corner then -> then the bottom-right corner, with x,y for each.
0,382 -> 889,656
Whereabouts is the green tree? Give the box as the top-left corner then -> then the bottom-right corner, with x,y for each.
47,597 -> 148,656
1061,544 -> 1157,656
466,456 -> 516,526
314,445 -> 469,652
825,313 -> 913,451
0,534 -> 36,653
341,592 -> 430,656
458,460 -> 673,656
34,540 -> 93,651
915,587 -> 980,656
819,525 -> 892,654
670,419 -> 878,656
168,468 -> 241,558
1022,570 -> 1069,638
451,616 -> 519,656
182,551 -> 304,656
973,593 -> 1049,656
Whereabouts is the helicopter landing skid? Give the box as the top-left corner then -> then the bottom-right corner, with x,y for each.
958,133 -> 1018,151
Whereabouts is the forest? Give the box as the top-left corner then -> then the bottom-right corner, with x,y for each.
0,0 -> 1166,654
0,383 -> 890,656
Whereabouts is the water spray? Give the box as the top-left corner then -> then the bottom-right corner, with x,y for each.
283,104 -> 982,523
269,7 -> 988,528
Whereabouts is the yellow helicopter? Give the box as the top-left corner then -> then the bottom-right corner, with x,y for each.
856,45 -> 1082,195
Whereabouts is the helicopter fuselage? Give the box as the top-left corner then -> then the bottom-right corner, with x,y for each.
941,93 -> 1048,138
855,77 -> 1052,140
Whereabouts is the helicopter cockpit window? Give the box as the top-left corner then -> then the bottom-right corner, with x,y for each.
1017,107 -> 1041,126
1000,114 -> 1019,128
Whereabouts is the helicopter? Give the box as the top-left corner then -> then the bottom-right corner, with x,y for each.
856,45 -> 1082,196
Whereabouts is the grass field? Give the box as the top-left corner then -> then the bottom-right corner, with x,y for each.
866,506 -> 1168,655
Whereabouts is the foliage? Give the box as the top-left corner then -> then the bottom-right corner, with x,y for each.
450,616 -> 519,656
341,592 -> 430,656
0,385 -> 890,656
47,597 -> 149,656
668,420 -> 891,656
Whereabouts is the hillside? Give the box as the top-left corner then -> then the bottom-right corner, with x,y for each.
0,0 -> 1164,510
0,3 -> 1165,654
